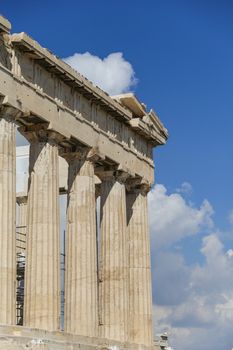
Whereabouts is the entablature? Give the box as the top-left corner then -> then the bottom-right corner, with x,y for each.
112,93 -> 168,146
10,32 -> 133,123
0,15 -> 168,185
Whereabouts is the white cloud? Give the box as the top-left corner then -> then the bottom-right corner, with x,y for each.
153,235 -> 233,349
148,184 -> 214,249
63,52 -> 137,95
226,249 -> 233,258
150,184 -> 233,350
152,251 -> 190,306
175,181 -> 193,195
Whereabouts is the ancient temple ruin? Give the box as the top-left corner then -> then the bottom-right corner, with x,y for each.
0,15 -> 168,350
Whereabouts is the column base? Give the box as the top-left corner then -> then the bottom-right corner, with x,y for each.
0,325 -> 162,350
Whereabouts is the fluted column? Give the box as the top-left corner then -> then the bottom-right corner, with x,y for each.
64,148 -> 98,336
23,130 -> 60,331
127,184 -> 153,346
0,115 -> 16,325
99,170 -> 128,342
16,194 -> 27,254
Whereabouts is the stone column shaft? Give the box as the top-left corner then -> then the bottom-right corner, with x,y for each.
64,152 -> 98,336
24,132 -> 60,331
0,116 -> 16,325
127,186 -> 153,346
99,172 -> 128,341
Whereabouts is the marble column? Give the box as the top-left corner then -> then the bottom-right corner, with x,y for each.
0,116 -> 16,325
16,195 -> 27,255
127,185 -> 153,346
99,171 -> 128,342
64,149 -> 98,336
24,130 -> 60,331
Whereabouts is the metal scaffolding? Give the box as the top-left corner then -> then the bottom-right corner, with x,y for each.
16,226 -> 26,326
15,226 -> 66,327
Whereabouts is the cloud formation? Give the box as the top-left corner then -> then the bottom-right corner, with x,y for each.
63,52 -> 137,95
175,181 -> 193,195
149,184 -> 233,350
148,184 -> 214,249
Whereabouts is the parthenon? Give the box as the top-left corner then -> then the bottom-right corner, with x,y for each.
0,15 -> 168,350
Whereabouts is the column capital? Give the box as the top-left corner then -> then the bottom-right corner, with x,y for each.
0,97 -> 22,120
61,146 -> 105,164
60,145 -> 89,163
96,166 -> 130,184
19,124 -> 65,145
126,178 -> 151,195
116,170 -> 129,184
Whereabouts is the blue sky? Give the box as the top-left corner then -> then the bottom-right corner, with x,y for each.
3,1 -> 233,349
